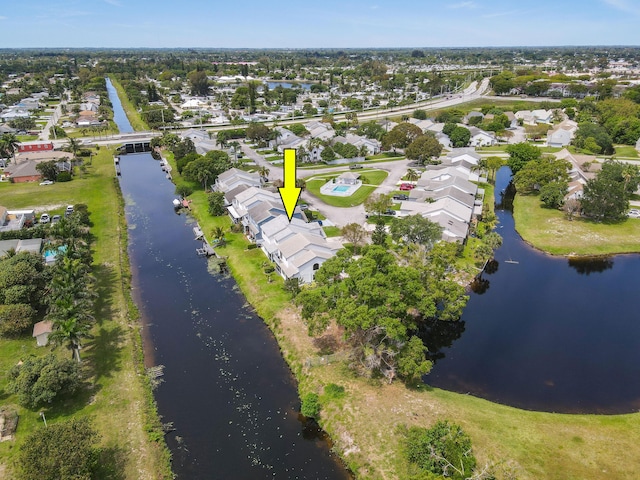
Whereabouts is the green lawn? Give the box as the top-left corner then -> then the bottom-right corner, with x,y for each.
365,152 -> 404,160
64,123 -> 120,138
538,146 -> 563,154
0,149 -> 171,479
477,145 -> 509,153
16,134 -> 39,142
322,226 -> 342,237
614,145 -> 639,158
513,194 -> 640,255
305,169 -> 388,207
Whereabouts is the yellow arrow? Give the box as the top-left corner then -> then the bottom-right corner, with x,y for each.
278,148 -> 301,222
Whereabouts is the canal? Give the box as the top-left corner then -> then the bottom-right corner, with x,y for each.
105,77 -> 134,134
428,166 -> 640,414
108,81 -> 350,479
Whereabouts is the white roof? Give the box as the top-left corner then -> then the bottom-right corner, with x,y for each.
400,198 -> 472,223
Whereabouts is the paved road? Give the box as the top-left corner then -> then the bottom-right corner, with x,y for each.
39,103 -> 63,141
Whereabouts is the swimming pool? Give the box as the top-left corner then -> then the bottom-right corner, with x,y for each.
332,185 -> 351,193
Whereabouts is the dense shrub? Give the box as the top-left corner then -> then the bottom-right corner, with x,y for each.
56,171 -> 72,182
301,392 -> 320,418
0,303 -> 36,337
7,354 -> 80,409
406,420 -> 476,480
17,418 -> 99,480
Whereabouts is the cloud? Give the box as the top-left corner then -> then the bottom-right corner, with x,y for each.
448,1 -> 476,8
0,16 -> 6,20
370,5 -> 379,9
602,0 -> 640,14
104,0 -> 122,5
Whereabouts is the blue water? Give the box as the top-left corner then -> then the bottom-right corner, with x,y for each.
267,82 -> 313,90
105,77 -> 134,134
427,166 -> 640,414
332,185 -> 351,193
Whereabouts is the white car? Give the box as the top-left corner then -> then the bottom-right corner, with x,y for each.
39,180 -> 54,186
40,213 -> 51,224
628,209 -> 640,218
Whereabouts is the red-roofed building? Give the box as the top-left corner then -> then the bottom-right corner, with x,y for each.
18,142 -> 54,153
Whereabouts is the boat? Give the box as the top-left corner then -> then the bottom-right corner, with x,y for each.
172,198 -> 181,208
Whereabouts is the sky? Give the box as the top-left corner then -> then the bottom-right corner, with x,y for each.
1,0 -> 639,49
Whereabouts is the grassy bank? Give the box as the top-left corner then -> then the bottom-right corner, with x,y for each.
164,160 -> 640,479
107,76 -> 148,131
513,194 -> 640,255
0,149 -> 172,479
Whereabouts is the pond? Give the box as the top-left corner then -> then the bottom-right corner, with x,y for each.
426,166 -> 640,414
267,82 -> 314,90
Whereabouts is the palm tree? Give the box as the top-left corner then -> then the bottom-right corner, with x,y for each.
258,165 -> 270,182
0,133 -> 19,164
49,317 -> 92,363
229,141 -> 241,164
47,293 -> 95,326
479,156 -> 504,184
212,226 -> 226,246
405,168 -> 421,182
621,163 -> 639,193
295,146 -> 307,163
67,137 -> 81,157
272,128 -> 282,148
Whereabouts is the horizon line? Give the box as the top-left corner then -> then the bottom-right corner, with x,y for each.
1,44 -> 640,50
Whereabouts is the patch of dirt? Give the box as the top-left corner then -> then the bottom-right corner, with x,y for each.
0,406 -> 19,442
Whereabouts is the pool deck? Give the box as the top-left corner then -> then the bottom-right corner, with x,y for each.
319,180 -> 362,197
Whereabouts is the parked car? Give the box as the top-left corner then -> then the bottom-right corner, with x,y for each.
349,164 -> 363,170
365,210 -> 396,219
51,215 -> 61,224
40,213 -> 51,224
39,180 -> 54,186
393,194 -> 409,201
66,205 -> 74,215
628,209 -> 640,218
299,203 -> 309,211
399,183 -> 415,191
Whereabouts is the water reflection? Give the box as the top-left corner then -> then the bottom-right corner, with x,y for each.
469,276 -> 490,295
420,318 -> 466,363
568,256 -> 614,275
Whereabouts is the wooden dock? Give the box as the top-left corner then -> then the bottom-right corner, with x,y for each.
193,226 -> 204,240
196,241 -> 216,257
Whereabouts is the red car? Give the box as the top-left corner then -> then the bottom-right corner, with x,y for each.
399,183 -> 415,191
